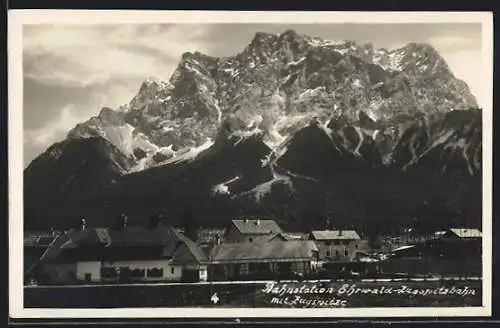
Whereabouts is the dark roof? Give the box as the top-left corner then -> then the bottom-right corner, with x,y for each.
24,230 -> 61,247
310,230 -> 360,240
231,219 -> 283,235
41,225 -> 208,264
169,228 -> 210,264
210,240 -> 318,264
24,235 -> 58,247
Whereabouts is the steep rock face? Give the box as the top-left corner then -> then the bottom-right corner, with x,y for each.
60,30 -> 477,173
23,30 -> 483,231
391,109 -> 482,176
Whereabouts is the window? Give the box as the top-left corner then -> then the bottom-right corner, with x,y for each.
239,263 -> 249,275
325,241 -> 331,246
171,267 -> 175,274
147,268 -> 163,278
129,268 -> 145,279
248,237 -> 253,242
345,250 -> 348,256
335,251 -> 339,256
326,251 -> 330,257
355,244 -> 358,249
334,240 -> 340,245
84,273 -> 92,282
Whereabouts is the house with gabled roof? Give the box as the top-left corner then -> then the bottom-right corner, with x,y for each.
24,230 -> 61,282
209,240 -> 319,280
309,230 -> 361,261
223,218 -> 284,243
442,228 -> 482,240
38,220 -> 208,284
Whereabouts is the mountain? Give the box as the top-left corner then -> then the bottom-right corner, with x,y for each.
24,30 -> 482,232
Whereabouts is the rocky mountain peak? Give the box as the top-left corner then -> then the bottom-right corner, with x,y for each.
25,30 -> 483,231
29,30 -> 480,176
129,77 -> 172,110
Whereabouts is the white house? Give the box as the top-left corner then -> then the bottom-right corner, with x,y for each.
309,230 -> 361,261
38,221 -> 208,284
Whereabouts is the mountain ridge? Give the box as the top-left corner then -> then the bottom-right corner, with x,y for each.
24,30 -> 482,231
42,29 -> 478,173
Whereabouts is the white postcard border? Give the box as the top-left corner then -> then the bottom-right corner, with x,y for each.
8,10 -> 493,319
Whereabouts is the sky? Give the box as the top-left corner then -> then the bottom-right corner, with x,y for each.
22,23 -> 484,167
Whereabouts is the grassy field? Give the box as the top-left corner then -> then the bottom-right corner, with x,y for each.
24,279 -> 482,308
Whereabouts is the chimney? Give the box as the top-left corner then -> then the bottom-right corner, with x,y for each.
338,229 -> 342,236
81,218 -> 87,231
243,218 -> 248,223
255,219 -> 261,226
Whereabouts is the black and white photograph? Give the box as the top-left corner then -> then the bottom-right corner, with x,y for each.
9,10 -> 493,318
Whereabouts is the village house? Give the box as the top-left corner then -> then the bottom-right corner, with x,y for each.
223,218 -> 286,243
379,228 -> 483,277
209,240 -> 319,281
441,228 -> 482,240
309,230 -> 361,261
36,218 -> 208,284
431,227 -> 482,259
24,230 -> 61,282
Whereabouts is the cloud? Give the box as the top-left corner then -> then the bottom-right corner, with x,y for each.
23,24 -> 213,88
22,24 -> 214,166
25,104 -> 80,147
24,103 -> 93,166
23,76 -> 148,166
427,34 -> 480,53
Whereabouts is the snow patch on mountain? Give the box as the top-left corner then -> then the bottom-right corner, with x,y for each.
162,138 -> 214,165
101,124 -> 135,155
45,30 -> 479,177
352,79 -> 363,88
297,87 -> 326,102
235,167 -> 293,203
286,57 -> 306,68
231,127 -> 264,145
211,176 -> 241,195
307,37 -> 347,48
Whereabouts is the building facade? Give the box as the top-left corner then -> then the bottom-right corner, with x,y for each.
209,240 -> 319,281
38,223 -> 208,284
24,230 -> 60,282
309,230 -> 361,261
